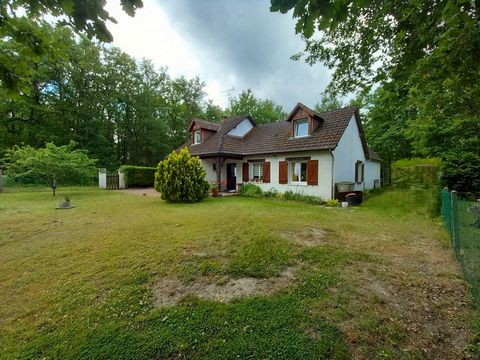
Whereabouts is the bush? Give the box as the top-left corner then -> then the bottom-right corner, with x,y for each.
239,183 -> 263,198
442,151 -> 480,198
325,199 -> 339,207
263,188 -> 279,198
120,165 -> 156,187
282,191 -> 324,205
155,148 -> 209,203
392,158 -> 441,188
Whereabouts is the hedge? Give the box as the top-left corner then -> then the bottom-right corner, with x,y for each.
120,165 -> 157,187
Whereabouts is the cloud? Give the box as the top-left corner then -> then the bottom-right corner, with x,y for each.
106,0 -> 332,111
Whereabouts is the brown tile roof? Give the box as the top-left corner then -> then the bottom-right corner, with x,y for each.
186,105 -> 371,158
188,118 -> 221,132
286,102 -> 324,122
368,148 -> 382,162
188,115 -> 252,156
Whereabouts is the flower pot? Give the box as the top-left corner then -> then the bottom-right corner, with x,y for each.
211,188 -> 220,197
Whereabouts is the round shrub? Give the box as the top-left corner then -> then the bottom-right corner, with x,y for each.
155,148 -> 209,203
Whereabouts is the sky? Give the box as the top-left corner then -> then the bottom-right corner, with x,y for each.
105,0 -> 332,111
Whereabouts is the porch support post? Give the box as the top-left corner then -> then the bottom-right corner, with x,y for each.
216,157 -> 224,190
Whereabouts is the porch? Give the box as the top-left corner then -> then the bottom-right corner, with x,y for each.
200,156 -> 244,192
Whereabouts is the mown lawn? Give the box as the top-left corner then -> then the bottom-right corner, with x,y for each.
0,187 -> 476,359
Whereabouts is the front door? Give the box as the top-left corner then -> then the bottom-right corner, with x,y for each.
226,163 -> 237,191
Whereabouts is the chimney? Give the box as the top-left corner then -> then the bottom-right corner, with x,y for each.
220,115 -> 228,124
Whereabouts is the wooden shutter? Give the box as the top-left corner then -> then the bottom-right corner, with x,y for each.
355,161 -> 359,183
307,160 -> 318,185
355,161 -> 364,183
279,161 -> 288,184
242,162 -> 249,182
263,162 -> 271,183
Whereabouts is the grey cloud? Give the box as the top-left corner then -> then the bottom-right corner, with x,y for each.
158,0 -> 331,110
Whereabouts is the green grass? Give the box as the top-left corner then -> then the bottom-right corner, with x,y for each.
0,186 -> 476,359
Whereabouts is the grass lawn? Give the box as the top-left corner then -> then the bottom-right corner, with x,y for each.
0,187 -> 477,359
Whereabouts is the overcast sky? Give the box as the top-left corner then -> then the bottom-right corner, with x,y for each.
105,0 -> 332,111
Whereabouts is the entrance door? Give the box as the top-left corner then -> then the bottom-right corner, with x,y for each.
226,163 -> 237,191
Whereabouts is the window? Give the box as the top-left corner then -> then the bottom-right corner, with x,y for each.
251,162 -> 263,181
355,161 -> 364,183
194,130 -> 202,144
291,161 -> 307,183
294,119 -> 309,138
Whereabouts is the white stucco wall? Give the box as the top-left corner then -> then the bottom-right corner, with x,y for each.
201,151 -> 333,199
332,115 -> 367,191
365,160 -> 381,189
227,118 -> 254,137
247,151 -> 333,199
202,159 -> 217,183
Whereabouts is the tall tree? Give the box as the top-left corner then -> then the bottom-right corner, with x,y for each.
227,89 -> 287,124
0,0 -> 143,95
271,0 -> 480,193
0,20 -> 209,169
314,92 -> 344,113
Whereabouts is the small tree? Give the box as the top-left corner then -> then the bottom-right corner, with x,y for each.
3,141 -> 97,195
155,148 -> 209,203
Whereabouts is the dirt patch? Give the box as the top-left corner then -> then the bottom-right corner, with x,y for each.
334,264 -> 473,360
153,264 -> 299,307
116,187 -> 160,197
282,227 -> 325,247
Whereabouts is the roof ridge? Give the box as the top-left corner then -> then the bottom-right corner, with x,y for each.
316,105 -> 357,115
193,118 -> 220,125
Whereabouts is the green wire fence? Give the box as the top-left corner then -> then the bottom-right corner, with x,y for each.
441,188 -> 480,305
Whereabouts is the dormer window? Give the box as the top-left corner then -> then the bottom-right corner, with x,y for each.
294,118 -> 309,138
194,130 -> 202,144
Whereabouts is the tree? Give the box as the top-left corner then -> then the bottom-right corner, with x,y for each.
154,148 -> 209,203
1,0 -> 143,42
270,0 -> 480,96
227,89 -> 287,124
1,0 -> 143,95
203,100 -> 224,123
442,152 -> 480,197
3,141 -> 97,195
271,0 -> 480,194
0,20 -> 209,168
314,92 -> 344,112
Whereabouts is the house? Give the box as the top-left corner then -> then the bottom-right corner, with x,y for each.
183,103 -> 381,200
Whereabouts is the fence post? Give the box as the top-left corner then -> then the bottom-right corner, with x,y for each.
118,169 -> 125,189
441,187 -> 448,224
99,168 -> 107,189
451,190 -> 460,255
0,168 -> 3,192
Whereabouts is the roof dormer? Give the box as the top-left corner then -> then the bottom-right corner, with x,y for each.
188,118 -> 220,145
286,103 -> 324,138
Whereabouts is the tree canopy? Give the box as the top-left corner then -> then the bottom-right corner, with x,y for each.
0,21 -> 208,169
226,89 -> 287,124
0,0 -> 143,95
3,141 -> 97,195
271,0 -> 480,194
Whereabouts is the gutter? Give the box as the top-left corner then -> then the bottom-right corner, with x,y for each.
330,149 -> 335,199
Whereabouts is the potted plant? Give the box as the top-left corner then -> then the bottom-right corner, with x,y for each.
210,182 -> 220,197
